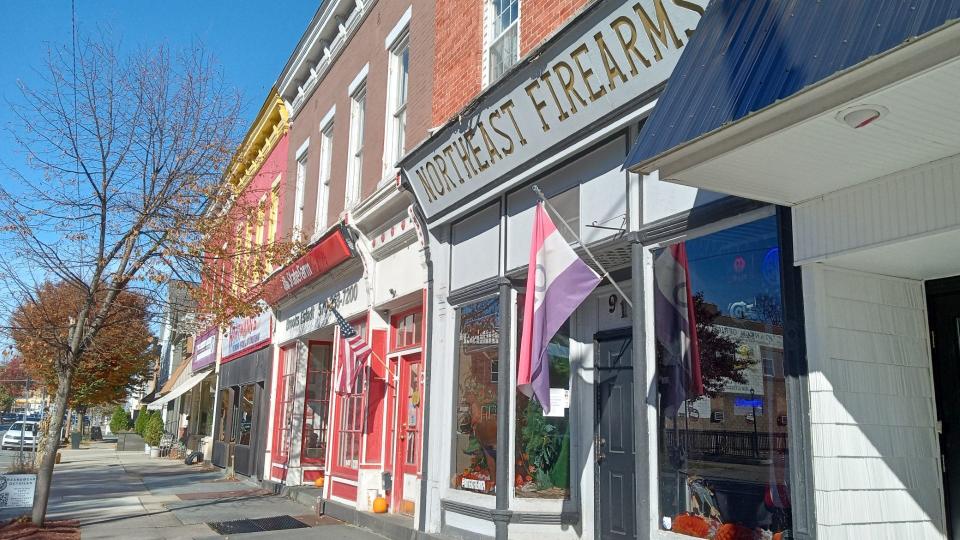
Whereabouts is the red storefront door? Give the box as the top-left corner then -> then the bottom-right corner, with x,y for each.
393,353 -> 422,515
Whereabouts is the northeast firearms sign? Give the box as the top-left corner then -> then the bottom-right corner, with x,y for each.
405,0 -> 705,221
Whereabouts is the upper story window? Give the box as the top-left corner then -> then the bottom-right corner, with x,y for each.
315,121 -> 334,235
487,0 -> 520,84
345,84 -> 366,209
385,34 -> 410,172
293,149 -> 308,239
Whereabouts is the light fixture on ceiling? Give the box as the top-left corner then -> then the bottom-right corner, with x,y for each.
836,104 -> 888,129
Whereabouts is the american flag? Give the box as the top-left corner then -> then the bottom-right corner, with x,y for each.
332,307 -> 371,394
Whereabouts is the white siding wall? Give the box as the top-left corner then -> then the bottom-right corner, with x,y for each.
793,153 -> 960,265
802,264 -> 946,539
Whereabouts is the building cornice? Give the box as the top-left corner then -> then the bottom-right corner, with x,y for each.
277,0 -> 378,118
225,91 -> 290,194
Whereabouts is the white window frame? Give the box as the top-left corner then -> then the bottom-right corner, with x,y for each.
293,139 -> 310,239
484,0 -> 521,86
383,7 -> 412,178
314,107 -> 335,239
345,78 -> 367,209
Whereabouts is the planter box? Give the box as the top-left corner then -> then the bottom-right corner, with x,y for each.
114,432 -> 145,452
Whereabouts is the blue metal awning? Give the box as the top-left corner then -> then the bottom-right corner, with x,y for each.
624,0 -> 960,172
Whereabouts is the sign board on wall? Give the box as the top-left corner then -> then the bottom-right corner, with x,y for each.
223,310 -> 272,361
277,273 -> 368,343
0,474 -> 36,508
402,0 -> 706,222
192,327 -> 218,371
262,228 -> 353,303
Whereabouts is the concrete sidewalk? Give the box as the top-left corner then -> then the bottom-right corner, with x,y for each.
2,442 -> 386,539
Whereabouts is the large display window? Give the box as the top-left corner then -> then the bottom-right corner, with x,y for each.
654,216 -> 792,539
303,342 -> 333,464
515,294 -> 571,499
273,345 -> 297,463
452,297 -> 501,495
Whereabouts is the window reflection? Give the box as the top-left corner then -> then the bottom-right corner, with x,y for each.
655,216 -> 792,539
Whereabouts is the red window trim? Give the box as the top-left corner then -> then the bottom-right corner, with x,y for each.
389,305 -> 423,353
301,340 -> 333,466
271,344 -> 297,465
329,312 -> 371,478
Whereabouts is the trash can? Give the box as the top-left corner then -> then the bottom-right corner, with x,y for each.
70,432 -> 81,449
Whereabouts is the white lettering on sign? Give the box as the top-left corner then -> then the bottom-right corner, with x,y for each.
460,478 -> 486,492
405,0 -> 706,221
282,262 -> 314,293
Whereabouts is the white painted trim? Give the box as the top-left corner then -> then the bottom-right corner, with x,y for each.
384,5 -> 412,49
295,137 -> 311,160
319,105 -> 336,131
348,63 -> 370,97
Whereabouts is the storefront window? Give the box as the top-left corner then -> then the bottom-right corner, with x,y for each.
274,346 -> 297,462
654,216 -> 792,539
217,388 -> 230,442
452,297 -> 500,495
303,343 -> 333,463
338,390 -> 364,469
515,297 -> 571,499
393,310 -> 422,350
238,384 -> 255,446
197,380 -> 213,436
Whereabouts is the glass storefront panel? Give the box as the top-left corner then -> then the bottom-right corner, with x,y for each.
238,384 -> 255,446
303,343 -> 332,463
654,216 -> 792,539
515,294 -> 571,499
452,297 -> 500,495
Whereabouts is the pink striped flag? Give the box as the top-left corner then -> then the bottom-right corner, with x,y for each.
518,202 -> 600,413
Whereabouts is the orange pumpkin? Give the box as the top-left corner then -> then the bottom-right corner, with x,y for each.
671,513 -> 709,538
314,476 -> 325,488
372,496 -> 388,513
715,523 -> 753,540
772,533 -> 782,540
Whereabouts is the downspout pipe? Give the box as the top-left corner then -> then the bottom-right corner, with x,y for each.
402,177 -> 435,536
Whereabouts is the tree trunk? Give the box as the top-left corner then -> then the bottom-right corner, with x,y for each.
31,367 -> 72,526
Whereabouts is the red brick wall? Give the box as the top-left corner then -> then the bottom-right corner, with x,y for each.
431,0 -> 591,127
431,0 -> 484,126
520,0 -> 590,56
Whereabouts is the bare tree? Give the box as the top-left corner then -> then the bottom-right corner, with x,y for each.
0,34 -> 287,526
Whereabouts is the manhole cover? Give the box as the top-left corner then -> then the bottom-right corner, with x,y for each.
207,515 -> 309,535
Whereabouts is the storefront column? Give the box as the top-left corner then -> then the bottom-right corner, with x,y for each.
494,277 -> 512,540
630,233 -> 651,538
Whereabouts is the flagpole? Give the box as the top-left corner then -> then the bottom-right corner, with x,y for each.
532,185 -> 633,308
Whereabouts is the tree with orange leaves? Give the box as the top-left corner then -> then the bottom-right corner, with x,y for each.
11,282 -> 153,414
0,34 -> 296,526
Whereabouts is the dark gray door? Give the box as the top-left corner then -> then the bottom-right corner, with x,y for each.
929,286 -> 960,538
595,330 -> 635,540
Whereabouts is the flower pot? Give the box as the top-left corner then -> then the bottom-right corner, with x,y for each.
150,447 -> 160,458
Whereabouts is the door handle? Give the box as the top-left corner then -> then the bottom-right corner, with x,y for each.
594,434 -> 607,462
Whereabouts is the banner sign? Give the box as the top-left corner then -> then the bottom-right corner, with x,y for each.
192,327 -> 218,371
402,0 -> 706,222
223,310 -> 272,362
263,228 -> 354,304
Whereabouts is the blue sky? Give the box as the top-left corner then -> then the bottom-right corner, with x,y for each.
0,0 -> 319,177
0,1 -> 318,348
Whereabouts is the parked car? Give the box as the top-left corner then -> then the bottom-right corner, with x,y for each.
2,421 -> 38,450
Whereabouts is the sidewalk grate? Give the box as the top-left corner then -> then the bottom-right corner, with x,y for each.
207,515 -> 310,534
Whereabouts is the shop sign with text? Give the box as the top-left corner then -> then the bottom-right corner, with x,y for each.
404,0 -> 705,221
223,310 -> 272,361
192,327 -> 218,371
277,275 -> 367,343
263,228 -> 354,303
